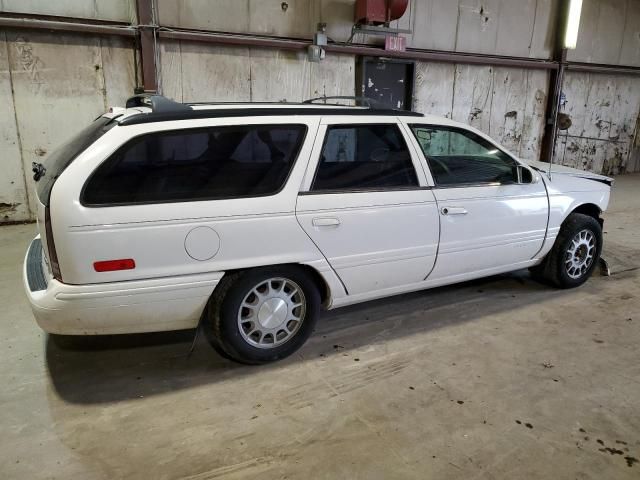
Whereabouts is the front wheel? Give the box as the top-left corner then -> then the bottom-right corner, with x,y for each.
206,266 -> 320,364
532,212 -> 603,289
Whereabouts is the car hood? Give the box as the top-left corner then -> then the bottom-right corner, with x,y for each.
524,160 -> 613,186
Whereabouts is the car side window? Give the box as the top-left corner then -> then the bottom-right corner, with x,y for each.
410,126 -> 518,186
82,124 -> 306,205
311,124 -> 419,191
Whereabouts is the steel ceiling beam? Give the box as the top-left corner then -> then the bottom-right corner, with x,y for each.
158,29 -> 559,71
566,62 -> 640,75
0,16 -> 136,36
0,13 -> 638,79
158,29 -> 309,51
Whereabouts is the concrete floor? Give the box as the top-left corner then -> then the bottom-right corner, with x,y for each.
1,176 -> 639,480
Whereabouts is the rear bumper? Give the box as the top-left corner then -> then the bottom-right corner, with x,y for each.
23,236 -> 223,335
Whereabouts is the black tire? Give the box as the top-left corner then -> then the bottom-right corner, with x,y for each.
205,266 -> 320,364
532,212 -> 602,289
200,305 -> 235,362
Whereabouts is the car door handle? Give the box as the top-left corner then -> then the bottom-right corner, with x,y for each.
312,217 -> 341,227
441,207 -> 468,216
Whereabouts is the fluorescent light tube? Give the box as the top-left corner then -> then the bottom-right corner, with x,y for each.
564,0 -> 583,49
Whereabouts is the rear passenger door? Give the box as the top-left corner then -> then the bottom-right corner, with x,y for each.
295,118 -> 439,296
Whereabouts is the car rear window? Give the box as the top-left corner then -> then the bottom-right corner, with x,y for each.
311,124 -> 418,191
81,124 -> 307,206
35,116 -> 116,206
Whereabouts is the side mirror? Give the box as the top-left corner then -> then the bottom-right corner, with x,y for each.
516,164 -> 535,184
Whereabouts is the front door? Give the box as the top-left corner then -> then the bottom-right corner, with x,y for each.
296,119 -> 439,296
406,124 -> 548,281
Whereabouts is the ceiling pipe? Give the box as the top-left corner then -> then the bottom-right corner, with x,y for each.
0,16 -> 136,36
158,29 -> 559,71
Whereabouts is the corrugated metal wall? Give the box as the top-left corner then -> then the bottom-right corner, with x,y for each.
567,0 -> 640,66
557,0 -> 640,175
0,0 -> 136,22
156,0 -> 557,58
413,64 -> 548,160
554,72 -> 640,175
0,31 -> 138,220
159,42 -> 354,103
0,1 -> 138,222
1,0 -> 639,223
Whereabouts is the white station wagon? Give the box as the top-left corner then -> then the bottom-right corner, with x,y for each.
24,95 -> 612,364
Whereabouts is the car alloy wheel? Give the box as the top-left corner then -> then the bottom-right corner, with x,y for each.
564,229 -> 596,279
237,277 -> 306,349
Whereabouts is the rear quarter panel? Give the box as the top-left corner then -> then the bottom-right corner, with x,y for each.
49,116 -> 333,287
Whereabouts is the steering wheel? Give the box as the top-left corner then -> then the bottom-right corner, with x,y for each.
428,156 -> 452,177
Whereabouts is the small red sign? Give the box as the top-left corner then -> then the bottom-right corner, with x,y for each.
385,36 -> 406,52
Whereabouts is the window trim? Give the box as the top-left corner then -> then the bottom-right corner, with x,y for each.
309,122 -> 421,193
299,185 -> 433,196
408,123 -> 525,188
80,123 -> 308,208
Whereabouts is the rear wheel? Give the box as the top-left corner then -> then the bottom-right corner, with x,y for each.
531,213 -> 602,289
206,266 -> 320,364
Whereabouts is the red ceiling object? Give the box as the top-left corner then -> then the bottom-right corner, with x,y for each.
355,0 -> 409,25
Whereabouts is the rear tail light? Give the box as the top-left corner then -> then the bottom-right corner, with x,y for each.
44,207 -> 62,282
93,259 -> 136,272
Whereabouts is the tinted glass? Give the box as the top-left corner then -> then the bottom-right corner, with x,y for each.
36,116 -> 116,206
312,124 -> 418,191
410,126 -> 518,186
83,125 -> 306,205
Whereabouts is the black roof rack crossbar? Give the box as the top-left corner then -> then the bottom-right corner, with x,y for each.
124,94 -> 415,114
125,94 -> 192,112
119,107 -> 423,126
303,96 -> 401,110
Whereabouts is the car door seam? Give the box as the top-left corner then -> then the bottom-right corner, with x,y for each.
530,173 -> 552,260
423,194 -> 442,281
294,123 -> 350,296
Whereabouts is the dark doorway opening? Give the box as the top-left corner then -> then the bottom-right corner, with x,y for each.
356,57 -> 415,111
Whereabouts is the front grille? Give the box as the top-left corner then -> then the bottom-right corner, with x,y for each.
26,238 -> 48,292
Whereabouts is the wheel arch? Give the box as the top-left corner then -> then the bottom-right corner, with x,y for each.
215,263 -> 333,308
567,202 -> 603,227
296,263 -> 332,308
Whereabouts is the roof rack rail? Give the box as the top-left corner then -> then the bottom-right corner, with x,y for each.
118,107 -> 423,126
125,94 -> 192,112
303,96 -> 398,110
